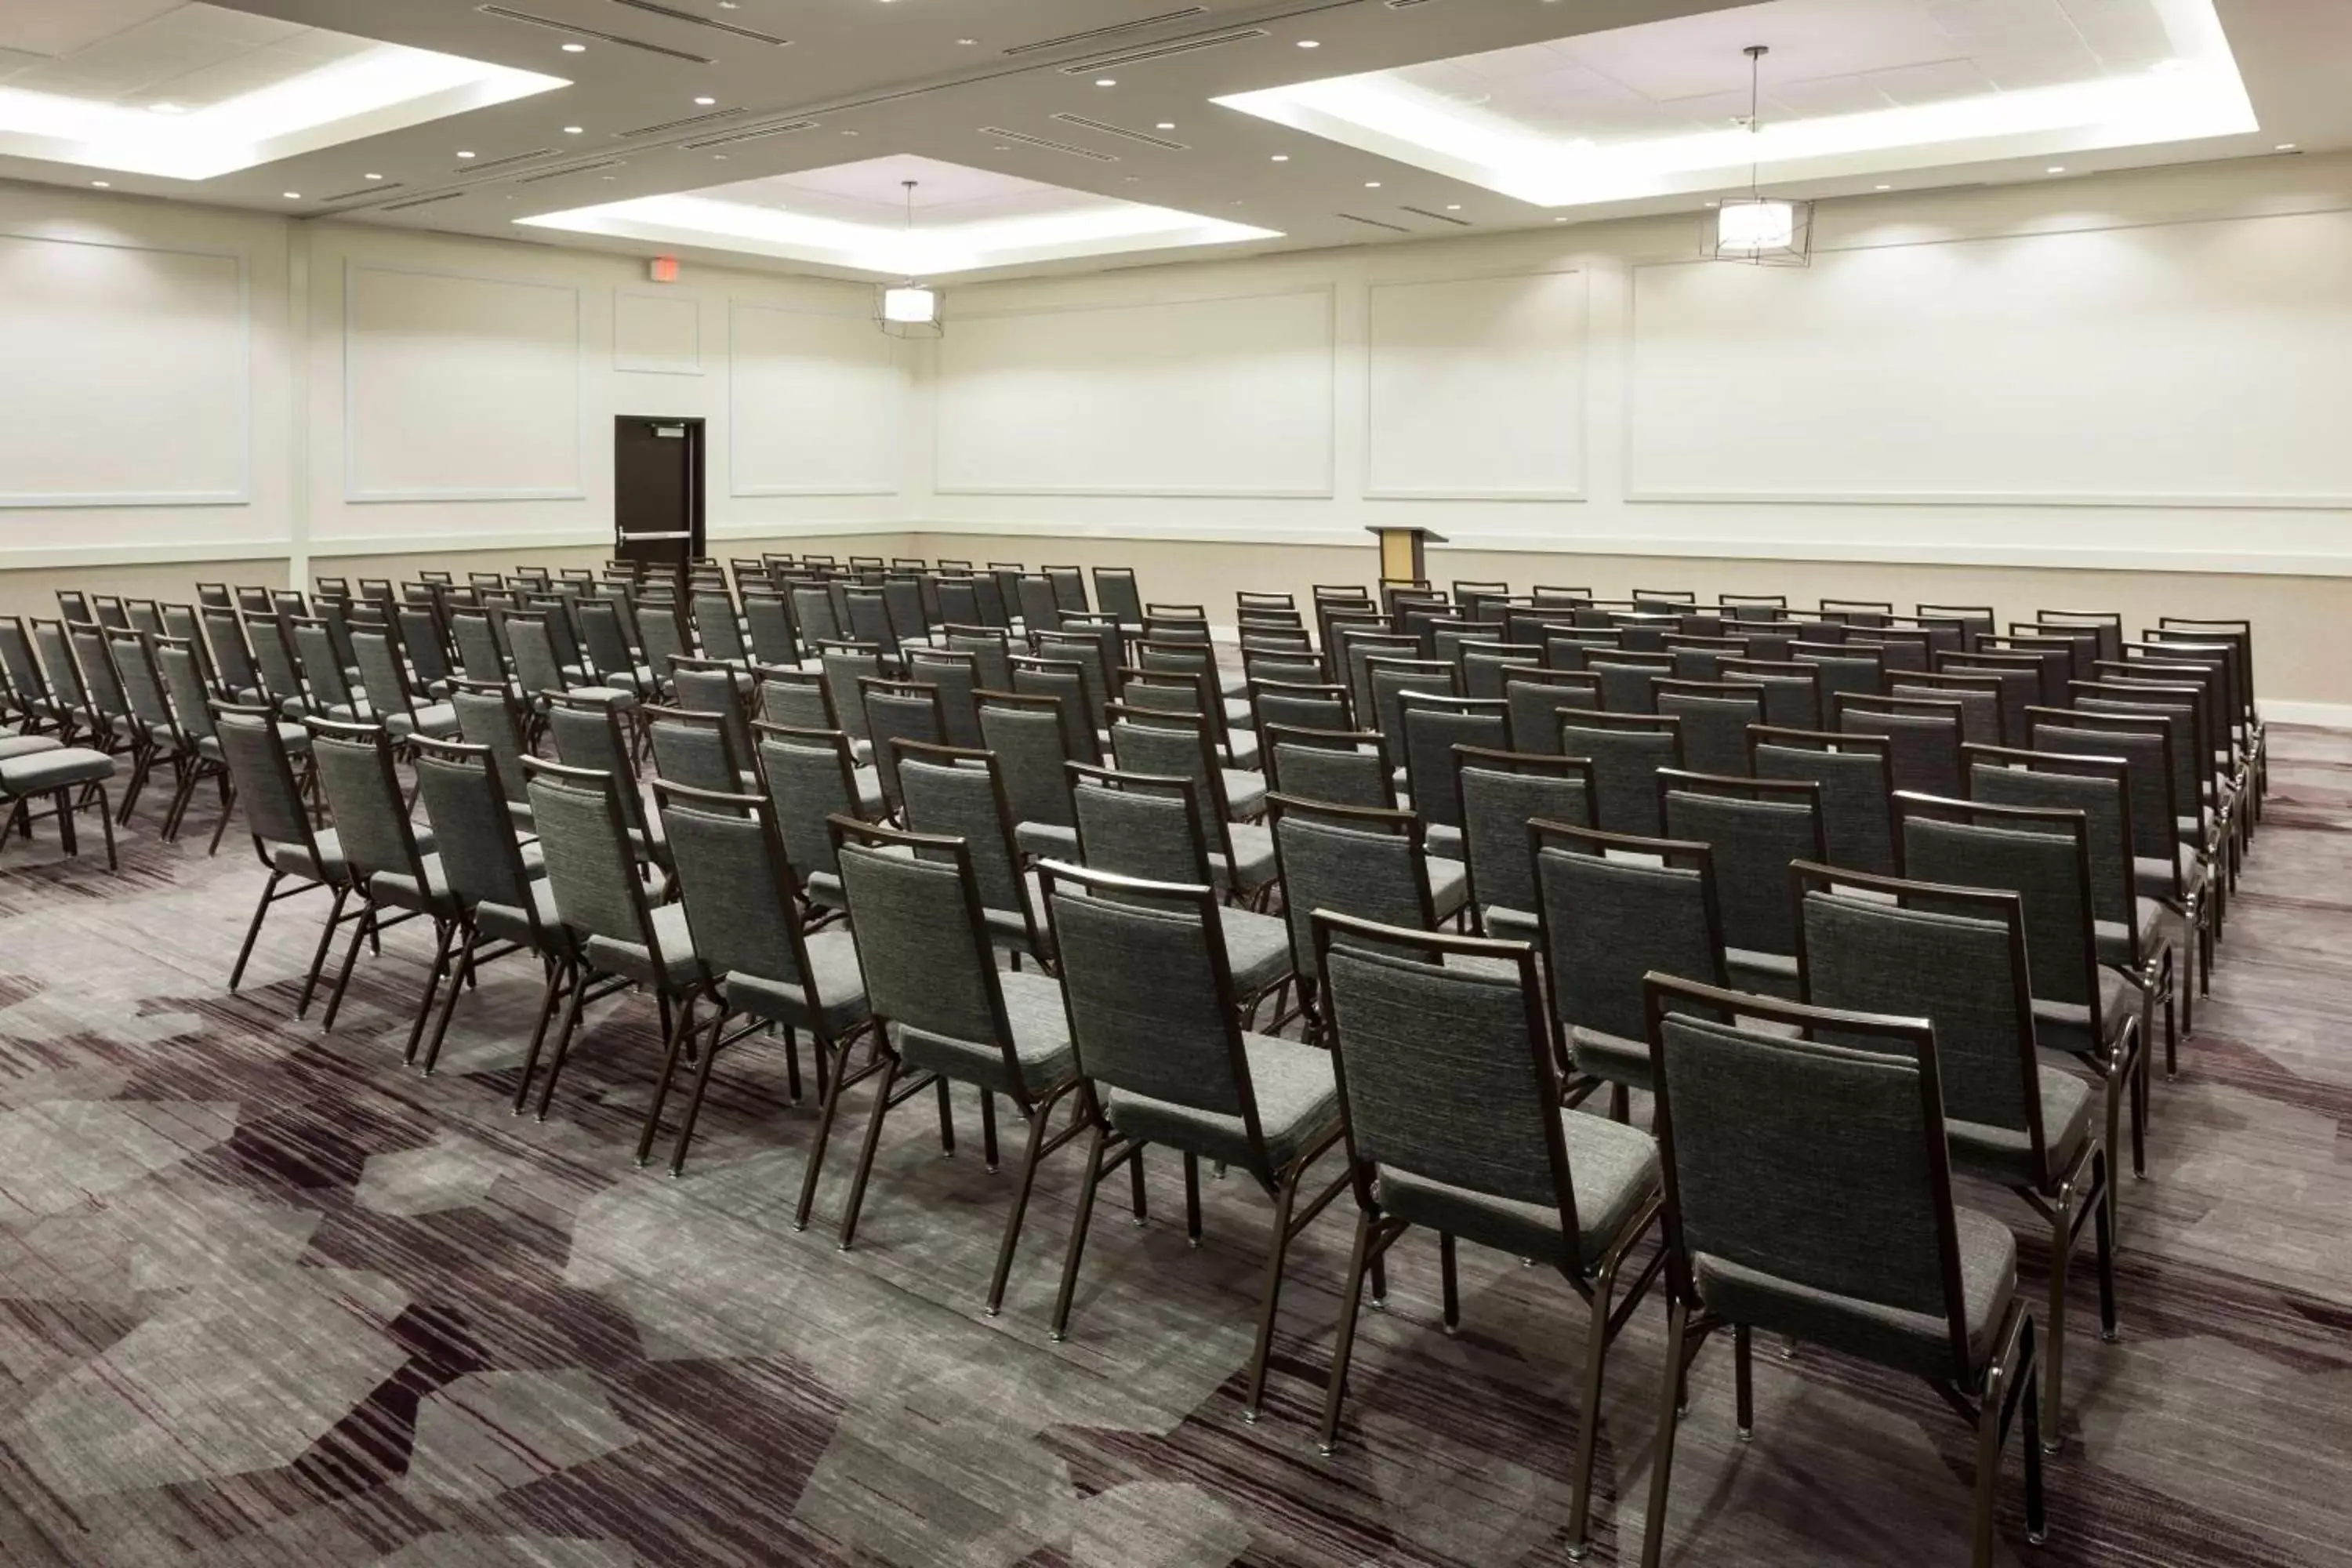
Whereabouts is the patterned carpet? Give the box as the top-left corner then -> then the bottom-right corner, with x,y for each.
3,727 -> 2351,1567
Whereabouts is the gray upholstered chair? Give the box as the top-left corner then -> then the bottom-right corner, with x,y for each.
1108,706 -> 1276,900
1653,680 -> 1764,779
1038,860 -> 1347,1418
976,688 -> 1081,861
646,779 -> 869,1174
1266,793 -> 1465,1033
1068,764 -> 1294,1022
1261,725 -> 1393,810
1897,793 -> 2146,1226
804,818 -> 1080,1316
904,646 -> 986,749
741,590 -> 800,668
212,707 -> 380,1007
1121,666 -> 1256,770
1009,654 -> 1104,767
544,693 -> 667,872
350,622 -> 459,742
1719,656 -> 1826,730
1588,650 -> 1675,714
1249,678 -> 1350,735
1794,860 -> 2117,1451
1657,770 -> 1824,1000
1310,910 -> 1661,1558
1748,724 -> 1896,877
520,756 -> 702,1122
1836,691 -> 1966,799
895,739 -> 1050,965
1501,669 -> 1602,754
643,704 -> 752,798
1636,974 -> 2046,1568
1396,692 -> 1508,858
1893,670 -> 2007,746
1530,818 -> 1726,1112
751,720 -> 880,916
1559,711 -> 1682,837
858,675 -> 945,815
1454,746 -> 1592,939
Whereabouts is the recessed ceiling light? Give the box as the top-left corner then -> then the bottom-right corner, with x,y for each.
1155,122 -> 1174,129
457,150 -> 476,158
694,96 -> 717,106
562,42 -> 586,52
1297,39 -> 1319,48
148,103 -> 183,115
719,1 -> 739,7
90,180 -> 109,187
957,38 -> 977,45
2046,165 -> 2066,172
842,129 -> 858,136
564,125 -> 584,135
1875,183 -> 1891,190
1095,78 -> 1116,87
2276,142 -> 2297,150
283,191 -> 300,199
1270,154 -> 1288,162
1445,203 -> 1460,210
365,172 -> 383,180
1553,216 -> 1566,222
1364,180 -> 1381,188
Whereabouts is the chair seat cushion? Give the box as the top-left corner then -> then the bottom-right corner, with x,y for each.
1570,1024 -> 1653,1092
2133,848 -> 2207,899
982,871 -> 1053,959
0,746 -> 115,794
474,878 -> 562,949
1428,855 -> 1468,921
805,869 -> 848,911
270,823 -> 437,884
2094,896 -> 2170,968
371,844 -> 545,916
1695,1203 -> 2016,1379
1107,1030 -> 1337,1174
1374,1108 -> 1659,1269
896,967 -> 1073,1098
2033,966 -> 2140,1058
1224,729 -> 1261,771
583,900 -> 700,989
1948,1065 -> 2095,1188
853,764 -> 886,818
0,735 -> 63,761
564,686 -> 639,711
1016,821 -> 1080,861
1212,822 -> 1278,893
1484,905 -> 1539,941
1219,906 -> 1294,997
386,702 -> 460,739
721,927 -> 869,1039
1223,769 -> 1267,822
1725,946 -> 1802,1000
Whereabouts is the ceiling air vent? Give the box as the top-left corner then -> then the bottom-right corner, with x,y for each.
1399,205 -> 1470,226
979,127 -> 1119,162
1059,28 -> 1267,74
1004,8 -> 1207,56
476,5 -> 715,64
1338,212 -> 1411,232
318,182 -> 403,203
456,148 -> 559,175
607,0 -> 789,45
1050,114 -> 1188,151
617,107 -> 746,139
682,119 -> 818,150
515,159 -> 627,183
383,191 -> 469,212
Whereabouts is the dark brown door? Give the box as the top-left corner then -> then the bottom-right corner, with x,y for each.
614,416 -> 704,578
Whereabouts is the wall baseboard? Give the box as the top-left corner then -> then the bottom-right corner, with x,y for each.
2257,701 -> 2352,729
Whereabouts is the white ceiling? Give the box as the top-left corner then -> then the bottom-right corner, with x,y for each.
0,0 -> 2336,281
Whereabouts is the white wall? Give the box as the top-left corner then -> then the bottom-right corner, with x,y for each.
0,180 -> 909,586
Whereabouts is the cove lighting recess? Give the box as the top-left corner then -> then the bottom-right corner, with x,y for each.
0,22 -> 566,180
1214,0 -> 2254,212
517,156 -> 1282,276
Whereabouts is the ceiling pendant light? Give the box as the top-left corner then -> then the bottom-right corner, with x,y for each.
1709,45 -> 1811,267
876,179 -> 943,338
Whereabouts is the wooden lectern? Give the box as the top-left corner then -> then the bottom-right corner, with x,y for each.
1367,525 -> 1446,586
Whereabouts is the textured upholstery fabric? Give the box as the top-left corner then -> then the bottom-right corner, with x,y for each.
862,688 -> 942,811
905,652 -> 984,750
1376,1110 -> 1657,1268
1401,705 -> 1509,829
1893,681 -> 2002,746
2031,966 -> 2140,1058
1660,1011 -> 2004,1380
662,802 -> 807,988
1269,742 -> 1389,810
723,927 -> 869,1037
1107,1030 -> 1337,1174
0,746 -> 113,794
756,732 -> 860,884
583,900 -> 699,989
1970,764 -> 2139,931
412,752 -> 535,916
897,967 -> 1071,1098
979,703 -> 1074,834
1590,659 -> 1665,716
646,714 -> 742,798
1724,670 -> 1822,731
1218,822 -> 1278,891
1559,722 -> 1678,837
1504,679 -> 1599,753
1460,766 -> 1589,920
1904,816 -> 2096,1008
1569,1025 -> 1653,1092
1540,848 -> 1716,1064
1219,906 -> 1294,996
0,735 -> 62,761
1053,891 -> 1243,1109
1754,742 -> 1896,878
837,840 -> 1000,1047
1796,653 -> 1882,709
1073,781 -> 1210,887
1657,691 -> 1760,779
1947,1066 -> 2093,1187
818,650 -> 882,743
1663,790 -> 1817,956
308,733 -> 421,884
1276,815 -> 1429,981
1427,855 -> 1468,920
897,757 -> 1036,953
1842,708 -> 1964,799
531,775 -> 659,956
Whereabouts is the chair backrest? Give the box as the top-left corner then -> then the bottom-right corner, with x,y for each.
1010,655 -> 1102,766
1748,726 -> 1896,877
1888,670 -> 2005,746
656,779 -> 817,993
1070,764 -> 1214,887
1558,712 -> 1682,837
212,707 -> 321,860
542,694 -> 652,842
895,741 -> 1033,946
1653,680 -> 1765,778
1268,795 -> 1432,983
350,624 -> 418,722
1250,678 -> 1350,734
1834,692 -> 1965,800
524,756 -> 664,956
1262,724 -> 1392,809
1317,913 -> 1588,1254
1896,793 -> 2098,1009
1017,575 -> 1065,633
448,680 -> 533,808
106,627 -> 180,743
1534,820 -> 1725,1048
411,736 -> 543,924
32,619 -> 89,712
1588,651 -> 1675,714
942,626 -> 1014,691
976,688 -> 1077,830
644,704 -> 746,798
691,590 -> 747,663
935,577 -> 983,630
670,658 -> 754,760
1338,630 -> 1419,728
1501,670 -> 1602,754
305,718 -> 427,885
198,606 -> 260,696
1043,862 -> 1266,1153
904,647 -> 985,749
2031,706 -> 2186,881
1033,630 -> 1117,730
1657,771 -> 1824,959
1105,705 -> 1233,841
636,602 -> 691,689
448,610 -> 508,688
860,676 -> 946,811
1963,744 -> 2138,938
1644,974 -> 1975,1381
68,621 -> 128,721
791,586 -> 843,647
740,592 -> 799,667
1044,565 -> 1089,613
1455,747 -> 1593,922
833,817 -> 1023,1085
753,720 -> 866,885
1795,861 -> 2047,1165
154,637 -> 217,742
1719,657 -> 1824,731
2067,684 -> 2205,818
1398,693 -> 1509,829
